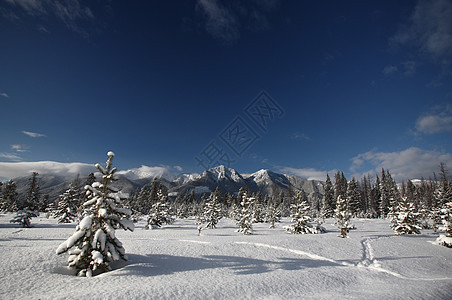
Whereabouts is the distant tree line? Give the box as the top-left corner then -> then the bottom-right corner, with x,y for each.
1,164 -> 450,223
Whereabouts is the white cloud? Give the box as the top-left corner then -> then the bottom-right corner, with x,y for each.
382,65 -> 398,75
392,0 -> 452,66
11,144 -> 29,152
415,104 -> 452,134
117,165 -> 178,181
22,130 -> 46,138
0,161 -> 182,181
279,167 -> 337,181
350,147 -> 452,181
0,161 -> 95,180
0,92 -> 9,98
0,152 -> 22,161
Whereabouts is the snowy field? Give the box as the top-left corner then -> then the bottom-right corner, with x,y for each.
1,214 -> 451,300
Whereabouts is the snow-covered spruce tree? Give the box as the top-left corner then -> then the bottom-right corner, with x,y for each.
145,188 -> 172,229
203,192 -> 222,229
265,195 -> 281,229
334,195 -> 353,238
379,169 -> 400,218
56,152 -> 134,277
10,209 -> 39,227
432,178 -> 452,231
285,190 -> 323,234
24,172 -> 41,211
436,201 -> 452,247
1,180 -> 19,212
347,178 -> 362,217
391,196 -> 422,235
252,191 -> 265,223
236,192 -> 254,235
55,184 -> 81,223
321,174 -> 335,219
387,197 -> 399,230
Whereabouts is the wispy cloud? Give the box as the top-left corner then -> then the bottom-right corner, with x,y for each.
195,0 -> 280,44
391,0 -> 452,68
11,144 -> 29,152
290,132 -> 310,141
196,0 -> 240,44
3,0 -> 96,38
0,92 -> 9,98
0,161 -> 95,180
22,130 -> 46,138
350,147 -> 452,181
38,24 -> 49,33
382,65 -> 398,75
0,152 -> 22,161
402,61 -> 417,76
279,167 -> 337,181
415,104 -> 452,134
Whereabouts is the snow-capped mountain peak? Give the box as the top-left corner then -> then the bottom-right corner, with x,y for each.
205,165 -> 244,183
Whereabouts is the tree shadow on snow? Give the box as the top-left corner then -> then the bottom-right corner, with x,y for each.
110,253 -> 340,277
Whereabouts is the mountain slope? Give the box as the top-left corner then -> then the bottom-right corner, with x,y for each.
9,165 -> 325,204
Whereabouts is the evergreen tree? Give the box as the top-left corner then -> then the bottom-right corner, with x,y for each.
1,180 -> 18,212
379,169 -> 400,218
56,151 -> 134,277
436,200 -> 452,247
37,194 -> 50,212
252,191 -> 265,223
321,174 -> 335,218
56,184 -> 80,223
24,172 -> 40,211
10,209 -> 39,228
360,175 -> 371,217
203,191 -> 222,229
223,193 -> 234,218
285,190 -> 323,234
85,172 -> 96,186
347,178 -> 361,217
334,195 -> 353,238
405,180 -> 417,207
145,188 -> 172,229
237,187 -> 246,206
334,171 -> 347,204
379,169 -> 390,218
236,192 -> 254,235
371,175 -> 382,217
265,195 -> 281,229
391,196 -> 422,235
136,185 -> 151,215
433,163 -> 452,210
149,178 -> 160,205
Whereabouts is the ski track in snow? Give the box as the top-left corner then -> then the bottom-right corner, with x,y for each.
235,240 -> 452,281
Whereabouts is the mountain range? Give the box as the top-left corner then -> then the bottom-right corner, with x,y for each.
10,165 -> 325,203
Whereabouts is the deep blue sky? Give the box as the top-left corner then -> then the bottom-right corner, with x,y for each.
1,0 -> 451,181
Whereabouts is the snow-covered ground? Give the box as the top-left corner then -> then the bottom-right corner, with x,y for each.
1,214 -> 451,299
